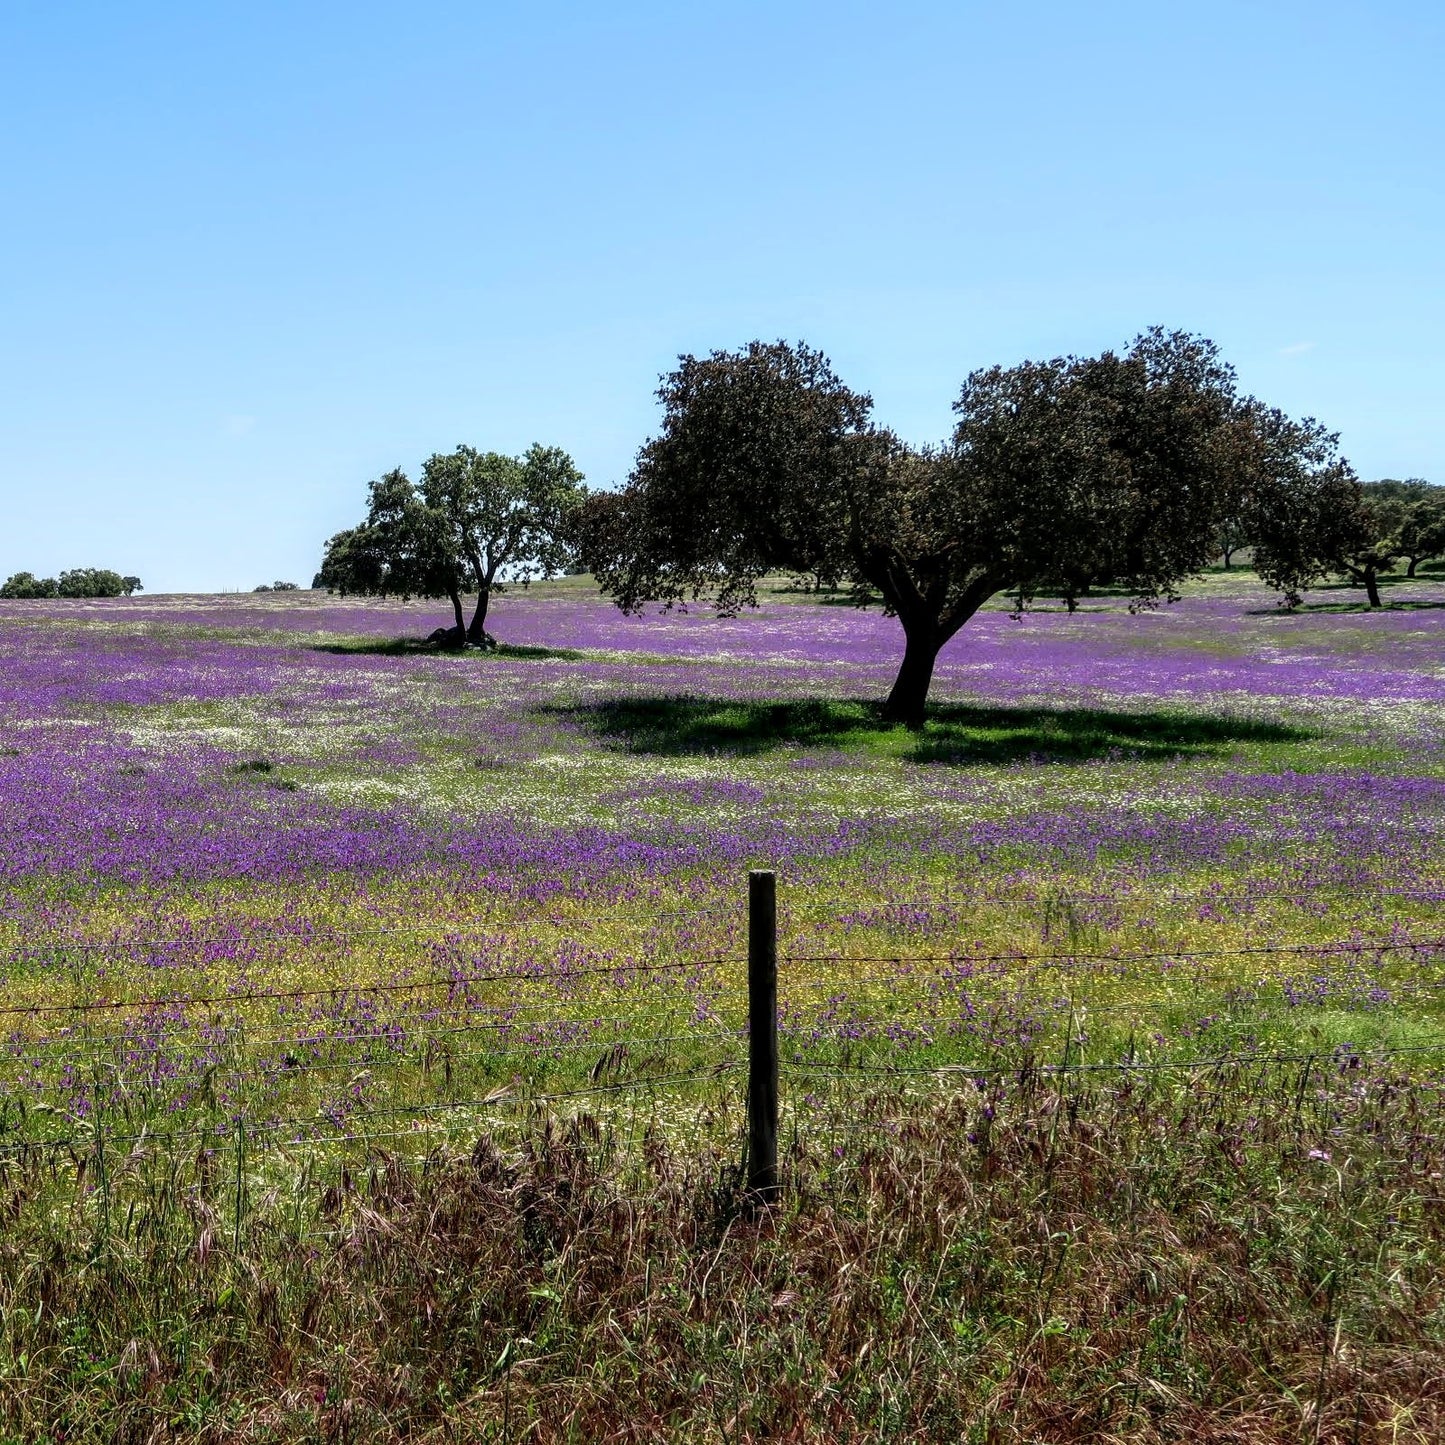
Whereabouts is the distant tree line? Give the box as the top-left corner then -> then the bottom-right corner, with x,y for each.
254,581 -> 301,592
1,569 -> 142,599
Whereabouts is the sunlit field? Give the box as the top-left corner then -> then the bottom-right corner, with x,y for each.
3,569 -> 1445,1440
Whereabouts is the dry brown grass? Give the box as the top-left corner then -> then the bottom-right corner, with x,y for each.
1,1060 -> 1443,1442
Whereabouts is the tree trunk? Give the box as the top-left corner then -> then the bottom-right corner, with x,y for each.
449,587 -> 465,633
467,587 -> 492,646
881,627 -> 942,730
1364,568 -> 1382,608
1222,547 -> 1234,569
1408,556 -> 1419,578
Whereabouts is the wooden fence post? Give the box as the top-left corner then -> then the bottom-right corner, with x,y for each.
747,868 -> 779,1203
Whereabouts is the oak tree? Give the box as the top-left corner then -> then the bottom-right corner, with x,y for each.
1367,479 -> 1445,577
318,446 -> 585,645
1339,493 -> 1408,607
587,332 -> 1344,726
0,572 -> 58,599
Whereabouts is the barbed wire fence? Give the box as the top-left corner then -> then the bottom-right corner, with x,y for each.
1,871 -> 1443,1215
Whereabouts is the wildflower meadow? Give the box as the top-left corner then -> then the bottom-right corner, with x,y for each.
2,568 -> 1444,1441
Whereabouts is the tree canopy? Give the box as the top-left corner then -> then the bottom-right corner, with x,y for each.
1369,479 -> 1445,578
0,572 -> 57,600
58,568 -> 130,599
1,568 -> 140,599
1339,494 -> 1410,607
317,444 -> 586,645
584,332 -> 1352,726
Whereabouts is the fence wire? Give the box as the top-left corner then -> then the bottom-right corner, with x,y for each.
8,882 -> 1442,953
2,917 -> 1444,1175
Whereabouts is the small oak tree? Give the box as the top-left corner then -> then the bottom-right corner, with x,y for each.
418,445 -> 585,644
318,445 -> 585,646
1401,497 -> 1445,577
1215,514 -> 1253,569
1367,479 -> 1445,578
1339,492 -> 1408,606
1249,463 -> 1366,608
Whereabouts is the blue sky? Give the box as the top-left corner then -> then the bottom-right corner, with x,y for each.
2,1 -> 1441,592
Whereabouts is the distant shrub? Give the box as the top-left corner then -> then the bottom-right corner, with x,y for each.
255,581 -> 300,592
0,572 -> 59,599
57,568 -> 128,598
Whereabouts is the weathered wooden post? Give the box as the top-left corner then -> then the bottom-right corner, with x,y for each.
747,868 -> 779,1203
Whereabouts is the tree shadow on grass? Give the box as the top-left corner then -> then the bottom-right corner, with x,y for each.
551,696 -> 1313,765
1249,599 -> 1445,616
312,638 -> 584,660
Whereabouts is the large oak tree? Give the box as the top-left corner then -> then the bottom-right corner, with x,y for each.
585,332 -> 1350,726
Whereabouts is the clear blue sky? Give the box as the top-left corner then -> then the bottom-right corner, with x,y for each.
2,1 -> 1440,592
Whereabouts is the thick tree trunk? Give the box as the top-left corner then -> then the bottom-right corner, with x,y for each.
1364,569 -> 1382,608
1221,547 -> 1234,569
449,588 -> 465,633
467,587 -> 492,646
881,627 -> 942,730
866,563 -> 1001,732
1408,557 -> 1419,578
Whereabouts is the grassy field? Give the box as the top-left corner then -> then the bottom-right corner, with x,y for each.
1,568 -> 1443,1440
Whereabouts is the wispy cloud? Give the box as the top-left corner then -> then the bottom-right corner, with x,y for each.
1277,341 -> 1314,357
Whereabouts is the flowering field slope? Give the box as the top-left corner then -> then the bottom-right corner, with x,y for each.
1,569 -> 1444,1145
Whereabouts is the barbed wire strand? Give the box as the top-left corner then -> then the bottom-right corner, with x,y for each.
5,935 -> 1443,1022
0,957 -> 747,1019
0,1064 -> 740,1152
0,1034 -> 742,1084
780,1035 -> 1445,1080
1,1007 -> 733,1052
7,883 -> 1444,953
778,937 -> 1445,968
